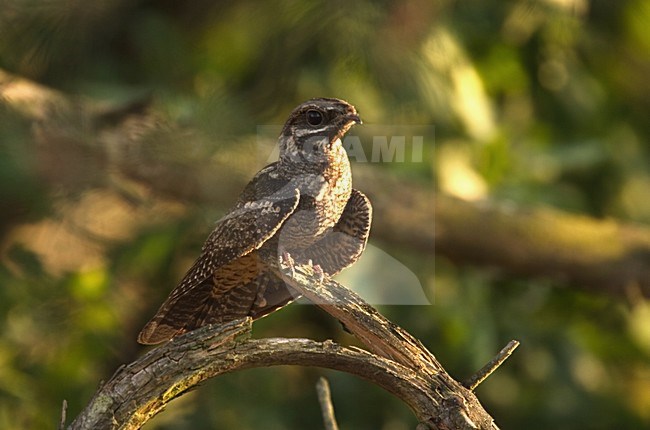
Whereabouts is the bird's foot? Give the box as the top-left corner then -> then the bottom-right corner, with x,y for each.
307,259 -> 325,283
280,251 -> 296,277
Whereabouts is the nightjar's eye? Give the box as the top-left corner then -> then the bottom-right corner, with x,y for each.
306,109 -> 324,126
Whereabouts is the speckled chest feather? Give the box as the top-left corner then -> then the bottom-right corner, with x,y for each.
280,141 -> 352,249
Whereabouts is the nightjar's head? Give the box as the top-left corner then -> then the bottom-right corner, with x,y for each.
279,98 -> 361,163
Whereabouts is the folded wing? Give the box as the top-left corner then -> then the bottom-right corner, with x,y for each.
137,182 -> 300,345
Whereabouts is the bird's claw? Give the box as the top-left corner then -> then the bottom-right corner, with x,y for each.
280,251 -> 296,277
313,264 -> 325,283
307,259 -> 325,283
280,253 -> 324,282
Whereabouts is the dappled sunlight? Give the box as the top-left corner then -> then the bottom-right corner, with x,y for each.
436,142 -> 488,200
420,29 -> 496,142
0,71 -> 68,120
570,351 -> 607,393
627,365 -> 650,420
620,175 -> 650,222
449,65 -> 496,140
627,299 -> 650,355
3,189 -> 186,274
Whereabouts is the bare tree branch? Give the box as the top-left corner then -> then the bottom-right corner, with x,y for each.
464,340 -> 520,391
316,377 -> 339,430
278,264 -> 443,372
59,400 -> 68,430
68,265 -> 508,429
278,264 -> 499,429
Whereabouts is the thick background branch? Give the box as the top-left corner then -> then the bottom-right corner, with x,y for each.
357,169 -> 650,298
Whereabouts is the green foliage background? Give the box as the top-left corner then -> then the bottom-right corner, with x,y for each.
1,0 -> 650,429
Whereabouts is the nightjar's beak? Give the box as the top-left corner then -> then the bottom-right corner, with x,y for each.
345,113 -> 362,125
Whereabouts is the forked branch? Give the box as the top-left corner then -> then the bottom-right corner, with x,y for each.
69,265 -> 514,429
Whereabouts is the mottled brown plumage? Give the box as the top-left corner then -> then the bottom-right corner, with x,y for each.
138,98 -> 372,345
